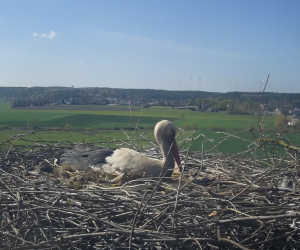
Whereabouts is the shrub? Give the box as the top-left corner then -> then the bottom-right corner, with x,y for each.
0,124 -> 10,130
248,125 -> 255,130
289,120 -> 300,134
275,115 -> 290,132
30,119 -> 40,129
192,123 -> 198,129
65,124 -> 73,130
183,123 -> 191,130
210,126 -> 226,131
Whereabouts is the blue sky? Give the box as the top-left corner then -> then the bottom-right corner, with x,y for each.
0,0 -> 299,93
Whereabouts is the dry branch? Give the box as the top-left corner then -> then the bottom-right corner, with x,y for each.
1,118 -> 300,249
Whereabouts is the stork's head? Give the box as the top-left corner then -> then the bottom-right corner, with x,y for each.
154,120 -> 181,169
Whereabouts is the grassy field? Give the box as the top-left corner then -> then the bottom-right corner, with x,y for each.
0,128 -> 250,152
0,114 -> 166,129
1,104 -> 275,130
0,129 -> 129,146
1,103 -> 290,154
1,128 -> 299,155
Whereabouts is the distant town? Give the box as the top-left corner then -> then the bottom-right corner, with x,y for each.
1,86 -> 299,117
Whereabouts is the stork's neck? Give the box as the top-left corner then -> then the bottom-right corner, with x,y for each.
159,138 -> 175,169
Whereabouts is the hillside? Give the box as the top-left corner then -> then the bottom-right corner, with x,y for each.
1,87 -> 300,107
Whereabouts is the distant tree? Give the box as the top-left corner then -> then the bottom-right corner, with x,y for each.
183,123 -> 191,130
192,123 -> 198,129
216,99 -> 230,111
2,87 -> 300,112
275,115 -> 290,132
227,101 -> 247,115
235,103 -> 247,114
268,99 -> 279,111
281,108 -> 289,117
65,124 -> 73,130
30,119 -> 40,129
291,120 -> 300,134
0,124 -> 10,130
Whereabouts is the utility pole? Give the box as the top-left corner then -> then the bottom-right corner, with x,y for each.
260,80 -> 265,92
199,78 -> 201,91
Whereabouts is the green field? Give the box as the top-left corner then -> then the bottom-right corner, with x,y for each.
0,113 -> 165,129
1,127 -> 298,155
1,103 -> 293,154
1,104 -> 274,130
0,129 -> 129,146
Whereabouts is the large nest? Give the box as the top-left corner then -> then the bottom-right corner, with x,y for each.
0,129 -> 300,250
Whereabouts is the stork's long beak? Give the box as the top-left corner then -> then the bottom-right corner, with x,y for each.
171,140 -> 182,171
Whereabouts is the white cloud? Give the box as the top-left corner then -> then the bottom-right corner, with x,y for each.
32,31 -> 58,39
78,61 -> 83,64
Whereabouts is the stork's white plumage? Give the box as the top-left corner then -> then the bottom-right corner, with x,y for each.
103,120 -> 181,177
60,120 -> 181,179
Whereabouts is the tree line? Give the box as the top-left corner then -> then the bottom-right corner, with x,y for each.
1,87 -> 299,114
